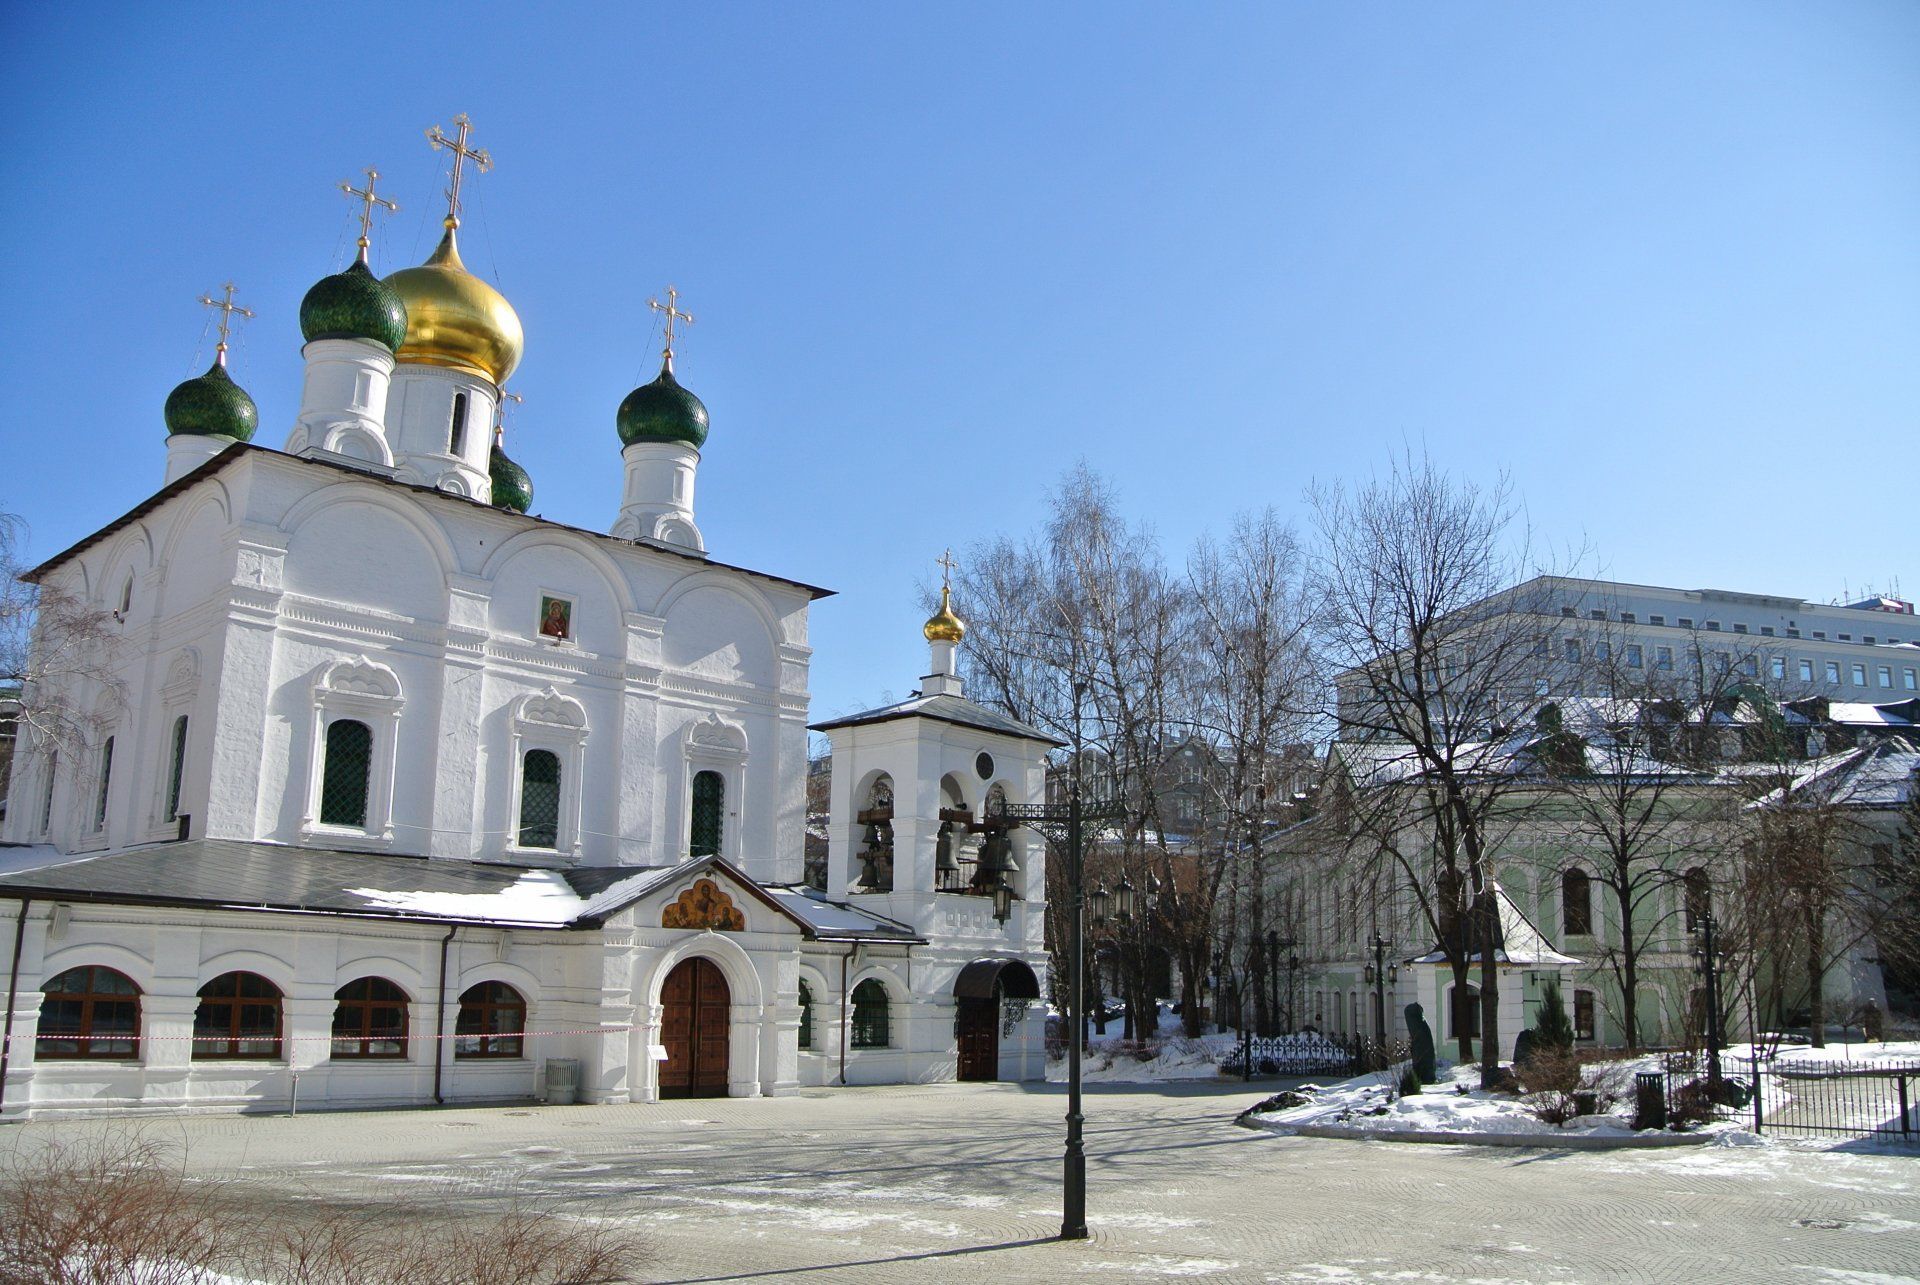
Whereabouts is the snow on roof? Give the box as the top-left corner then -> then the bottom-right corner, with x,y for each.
810,692 -> 1063,745
0,842 -> 98,878
762,887 -> 925,942
1407,882 -> 1580,967
1745,737 -> 1919,811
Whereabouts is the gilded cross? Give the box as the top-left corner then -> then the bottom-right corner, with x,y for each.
937,548 -> 959,591
425,113 -> 491,228
196,282 -> 254,367
648,285 -> 695,366
339,167 -> 399,259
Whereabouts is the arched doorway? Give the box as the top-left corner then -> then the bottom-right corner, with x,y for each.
661,957 -> 730,1098
954,958 -> 1041,1082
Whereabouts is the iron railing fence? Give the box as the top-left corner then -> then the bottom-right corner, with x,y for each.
1642,1053 -> 1919,1142
1222,1032 -> 1412,1077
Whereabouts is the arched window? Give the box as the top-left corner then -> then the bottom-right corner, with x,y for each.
164,715 -> 189,823
118,574 -> 133,618
518,750 -> 561,849
319,718 -> 373,827
690,770 -> 724,858
449,391 -> 469,455
93,735 -> 115,831
1561,868 -> 1593,937
1683,867 -> 1711,933
1448,984 -> 1481,1040
193,971 -> 283,1059
39,750 -> 57,835
851,979 -> 890,1049
331,977 -> 410,1059
797,979 -> 814,1051
1573,988 -> 1596,1042
38,965 -> 140,1059
455,981 -> 526,1058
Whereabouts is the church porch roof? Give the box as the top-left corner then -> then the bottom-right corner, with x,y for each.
809,692 -> 1064,746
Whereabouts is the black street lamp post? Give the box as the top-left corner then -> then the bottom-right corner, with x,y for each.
994,760 -> 1124,1241
1695,909 -> 1725,1096
1363,934 -> 1395,1047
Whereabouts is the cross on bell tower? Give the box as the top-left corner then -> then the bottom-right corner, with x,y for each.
425,113 -> 491,229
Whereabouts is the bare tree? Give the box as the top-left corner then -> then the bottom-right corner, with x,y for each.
1,513 -> 124,813
1308,454 -> 1553,1081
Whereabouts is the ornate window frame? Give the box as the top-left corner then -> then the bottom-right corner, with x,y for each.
504,687 -> 588,861
300,656 -> 404,849
679,713 -> 747,864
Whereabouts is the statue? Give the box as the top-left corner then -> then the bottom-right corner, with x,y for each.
1405,1001 -> 1437,1084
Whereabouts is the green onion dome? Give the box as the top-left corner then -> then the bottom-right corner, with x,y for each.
163,360 -> 258,441
300,258 -> 408,353
490,436 -> 534,513
616,360 -> 709,449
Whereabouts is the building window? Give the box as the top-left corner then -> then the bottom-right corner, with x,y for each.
192,972 -> 283,1060
1814,631 -> 1827,640
1839,634 -> 1852,642
455,981 -> 526,1058
1655,646 -> 1673,671
1740,656 -> 1758,678
1904,668 -> 1917,692
319,718 -> 374,827
797,979 -> 814,1050
40,750 -> 56,835
1573,989 -> 1596,1042
449,391 -> 469,455
1787,628 -> 1801,638
1564,638 -> 1581,662
1770,656 -> 1786,681
1620,612 -> 1636,623
1865,635 -> 1877,645
1878,666 -> 1893,689
1560,606 -> 1576,618
37,966 -> 141,1060
1625,644 -> 1642,669
1760,626 -> 1775,637
1851,664 -> 1867,686
1684,867 -> 1710,933
1799,658 -> 1814,683
331,977 -> 410,1059
1588,610 -> 1606,621
1447,985 -> 1480,1040
1649,615 -> 1666,626
164,715 -> 189,823
690,769 -> 724,858
1678,618 -> 1694,629
851,979 -> 890,1048
1705,621 -> 1720,632
93,735 -> 114,831
517,749 -> 561,849
1594,641 -> 1610,663
1825,661 -> 1841,684
1732,623 -> 1747,634
1561,868 -> 1593,937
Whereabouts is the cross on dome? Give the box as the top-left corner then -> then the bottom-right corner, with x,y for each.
425,113 -> 491,229
196,282 -> 255,367
648,285 -> 695,370
339,167 -> 399,261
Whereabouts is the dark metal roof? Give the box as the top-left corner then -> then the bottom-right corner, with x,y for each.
954,957 -> 1041,1000
810,692 -> 1064,746
26,444 -> 834,600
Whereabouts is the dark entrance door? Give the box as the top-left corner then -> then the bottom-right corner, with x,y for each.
661,957 -> 730,1098
957,995 -> 999,1081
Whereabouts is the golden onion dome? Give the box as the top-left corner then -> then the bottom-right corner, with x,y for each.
923,584 -> 966,643
382,225 -> 523,385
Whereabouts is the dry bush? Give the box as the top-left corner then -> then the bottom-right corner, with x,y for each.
0,1133 -> 647,1285
1517,1046 -> 1583,1126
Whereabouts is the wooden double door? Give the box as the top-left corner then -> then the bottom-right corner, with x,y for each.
956,997 -> 999,1081
660,957 -> 730,1098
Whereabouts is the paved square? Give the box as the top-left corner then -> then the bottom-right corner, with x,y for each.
5,1082 -> 1918,1282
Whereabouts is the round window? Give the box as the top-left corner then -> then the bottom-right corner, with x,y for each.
975,751 -> 994,780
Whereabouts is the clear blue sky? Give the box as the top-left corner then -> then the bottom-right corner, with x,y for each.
2,3 -> 1915,721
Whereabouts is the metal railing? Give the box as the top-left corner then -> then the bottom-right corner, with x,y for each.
1221,1032 -> 1411,1077
1642,1053 -> 1919,1142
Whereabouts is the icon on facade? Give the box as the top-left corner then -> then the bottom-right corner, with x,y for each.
539,595 -> 573,642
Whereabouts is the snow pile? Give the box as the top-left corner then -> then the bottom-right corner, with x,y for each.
1047,1034 -> 1235,1083
1248,1059 -> 1736,1140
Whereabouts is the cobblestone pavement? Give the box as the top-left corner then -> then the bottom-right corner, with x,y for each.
5,1082 -> 1919,1283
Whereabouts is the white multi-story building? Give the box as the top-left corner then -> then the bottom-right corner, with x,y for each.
0,134 -> 1053,1117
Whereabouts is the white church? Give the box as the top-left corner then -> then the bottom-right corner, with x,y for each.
0,119 -> 1056,1118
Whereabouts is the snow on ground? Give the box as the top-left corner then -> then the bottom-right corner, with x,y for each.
1250,1059 -> 1756,1142
1737,1040 -> 1920,1068
1046,1002 -> 1238,1083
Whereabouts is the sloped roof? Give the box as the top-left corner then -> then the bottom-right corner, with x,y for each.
1406,882 -> 1580,967
1748,737 -> 1919,811
810,691 -> 1064,745
0,839 -> 918,939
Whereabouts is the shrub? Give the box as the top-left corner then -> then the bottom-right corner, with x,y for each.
1532,980 -> 1575,1051
1517,1044 -> 1584,1126
1398,1064 -> 1422,1097
0,1132 -> 649,1285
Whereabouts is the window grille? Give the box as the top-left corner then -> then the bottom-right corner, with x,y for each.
851,979 -> 890,1048
40,751 -> 56,835
319,719 -> 373,827
37,966 -> 140,1059
332,977 -> 410,1059
193,971 -> 283,1059
518,749 -> 561,848
165,715 -> 188,822
690,770 -> 724,857
94,736 -> 114,830
455,981 -> 526,1058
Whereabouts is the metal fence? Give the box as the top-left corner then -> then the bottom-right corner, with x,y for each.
1643,1054 -> 1920,1142
1221,1032 -> 1412,1077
